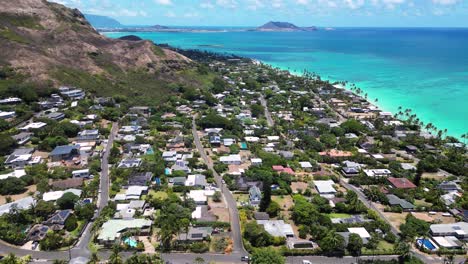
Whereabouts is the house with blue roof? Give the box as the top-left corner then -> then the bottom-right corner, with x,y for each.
50,145 -> 79,162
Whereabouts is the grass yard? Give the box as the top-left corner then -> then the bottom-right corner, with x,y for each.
327,213 -> 352,219
233,193 -> 249,206
148,190 -> 168,200
414,199 -> 432,208
272,195 -> 294,211
362,241 -> 395,255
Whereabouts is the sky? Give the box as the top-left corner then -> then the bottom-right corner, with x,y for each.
51,0 -> 468,27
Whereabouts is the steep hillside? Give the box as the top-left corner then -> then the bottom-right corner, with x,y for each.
0,0 -> 200,103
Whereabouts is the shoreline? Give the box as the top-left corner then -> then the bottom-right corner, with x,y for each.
103,31 -> 465,139
261,60 -> 459,139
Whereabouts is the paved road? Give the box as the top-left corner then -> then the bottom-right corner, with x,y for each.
191,116 -> 248,256
0,123 -> 120,261
159,253 -> 402,264
259,95 -> 274,127
338,179 -> 464,264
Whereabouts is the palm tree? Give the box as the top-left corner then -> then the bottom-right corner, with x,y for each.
88,252 -> 99,264
109,244 -> 123,264
394,241 -> 410,262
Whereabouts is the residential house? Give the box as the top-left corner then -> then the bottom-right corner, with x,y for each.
314,180 -> 337,198
46,112 -> 65,121
171,160 -> 191,173
12,132 -> 32,145
386,194 -> 415,211
5,148 -> 34,168
387,177 -> 417,189
127,172 -> 153,186
59,87 -> 85,100
220,154 -> 242,165
118,158 -> 142,169
129,106 -> 150,117
279,151 -> 294,160
20,122 -> 47,131
251,158 -> 263,166
178,227 -> 210,242
51,178 -> 84,190
28,225 -> 50,241
185,174 -> 207,188
364,169 -> 392,178
76,130 -> 99,141
256,220 -> 295,238
299,161 -> 313,171
43,189 -> 82,202
97,219 -> 152,245
430,222 -> 468,239
125,186 -> 148,200
49,145 -> 80,162
162,151 -> 178,162
0,111 -> 16,120
0,196 -> 35,216
209,136 -> 221,146
438,181 -> 461,193
43,210 -> 72,231
188,190 -> 215,205
170,177 -> 186,186
72,169 -> 90,178
249,186 -> 262,206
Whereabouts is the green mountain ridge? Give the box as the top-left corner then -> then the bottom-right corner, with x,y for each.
0,0 -> 210,105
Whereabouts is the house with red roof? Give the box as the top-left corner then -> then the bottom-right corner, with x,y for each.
272,165 -> 295,175
387,177 -> 417,189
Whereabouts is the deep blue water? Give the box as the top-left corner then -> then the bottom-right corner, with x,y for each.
105,28 -> 468,138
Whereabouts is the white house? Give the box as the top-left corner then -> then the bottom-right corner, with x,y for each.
220,154 -> 242,165
251,158 -> 263,166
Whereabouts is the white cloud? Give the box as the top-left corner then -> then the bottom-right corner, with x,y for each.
296,0 -> 308,4
432,0 -> 460,5
344,0 -> 365,9
216,0 -> 238,9
154,0 -> 172,5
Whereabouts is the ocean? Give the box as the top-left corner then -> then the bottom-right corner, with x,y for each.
104,28 -> 468,138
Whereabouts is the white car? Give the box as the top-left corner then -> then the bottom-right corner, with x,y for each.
302,261 -> 312,264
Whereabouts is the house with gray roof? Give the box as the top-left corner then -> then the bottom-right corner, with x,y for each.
386,194 -> 415,211
50,145 -> 79,162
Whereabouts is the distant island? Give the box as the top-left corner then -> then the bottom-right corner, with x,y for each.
255,21 -> 318,32
84,16 -> 319,33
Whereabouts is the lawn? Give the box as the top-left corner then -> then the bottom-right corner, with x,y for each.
327,213 -> 352,219
148,190 -> 168,199
362,241 -> 395,255
414,199 -> 432,208
272,195 -> 294,211
233,193 -> 249,205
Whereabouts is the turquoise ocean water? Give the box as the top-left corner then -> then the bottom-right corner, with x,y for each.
104,28 -> 468,138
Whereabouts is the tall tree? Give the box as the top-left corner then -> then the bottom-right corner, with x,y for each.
347,233 -> 363,256
259,178 -> 272,212
251,247 -> 285,264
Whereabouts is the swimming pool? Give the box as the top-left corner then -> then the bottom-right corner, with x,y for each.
417,238 -> 437,251
240,142 -> 248,149
146,148 -> 154,155
124,237 -> 138,248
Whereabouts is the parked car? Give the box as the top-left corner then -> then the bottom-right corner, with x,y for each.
302,261 -> 312,264
241,256 -> 250,262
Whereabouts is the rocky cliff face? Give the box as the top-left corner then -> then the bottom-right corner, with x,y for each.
0,0 -> 190,82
